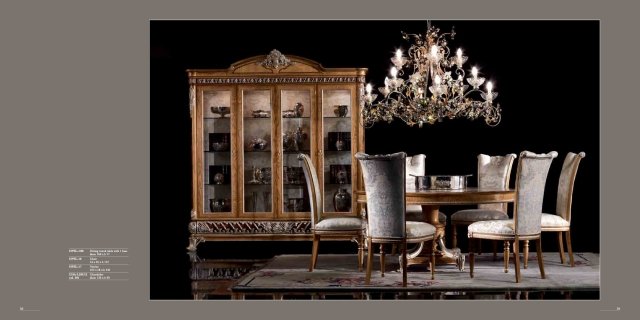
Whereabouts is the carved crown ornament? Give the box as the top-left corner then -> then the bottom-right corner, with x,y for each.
260,49 -> 293,71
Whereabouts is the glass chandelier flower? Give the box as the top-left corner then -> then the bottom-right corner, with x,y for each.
362,22 -> 502,128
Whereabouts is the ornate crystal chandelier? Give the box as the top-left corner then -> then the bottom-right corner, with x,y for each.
362,21 -> 502,128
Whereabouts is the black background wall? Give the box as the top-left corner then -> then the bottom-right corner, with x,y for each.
150,20 -> 599,299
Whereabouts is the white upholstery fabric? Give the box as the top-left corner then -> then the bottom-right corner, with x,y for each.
541,213 -> 570,228
553,152 -> 586,223
514,151 -> 557,235
357,152 -> 407,238
406,221 -> 437,239
314,217 -> 365,231
299,153 -> 323,227
468,220 -> 515,236
451,209 -> 508,222
477,153 -> 516,212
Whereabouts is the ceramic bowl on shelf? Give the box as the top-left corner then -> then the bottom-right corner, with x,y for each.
211,106 -> 230,118
211,141 -> 230,152
252,109 -> 270,118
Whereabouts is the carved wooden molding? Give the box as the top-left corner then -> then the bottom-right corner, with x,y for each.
189,221 -> 312,234
190,76 -> 365,85
189,85 -> 196,118
260,49 -> 293,71
190,266 -> 258,280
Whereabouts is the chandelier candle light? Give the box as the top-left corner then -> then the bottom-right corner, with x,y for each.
362,22 -> 502,128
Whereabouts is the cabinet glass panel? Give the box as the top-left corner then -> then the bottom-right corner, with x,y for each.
280,90 -> 311,213
242,89 -> 273,213
321,89 -> 353,214
204,90 -> 232,214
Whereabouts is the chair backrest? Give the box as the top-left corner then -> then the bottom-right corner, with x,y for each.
513,151 -> 557,236
477,153 -> 517,212
405,154 -> 426,191
298,153 -> 322,227
356,152 -> 406,240
556,152 -> 586,223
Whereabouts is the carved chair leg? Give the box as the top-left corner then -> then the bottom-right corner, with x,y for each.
513,239 -> 521,283
391,244 -> 397,255
503,240 -> 510,273
477,239 -> 482,255
536,237 -> 546,279
365,238 -> 374,284
557,231 -> 566,265
357,234 -> 364,272
309,234 -> 320,272
380,244 -> 385,277
523,240 -> 529,269
565,230 -> 575,267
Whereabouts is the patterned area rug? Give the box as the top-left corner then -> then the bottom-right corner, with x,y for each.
232,252 -> 599,293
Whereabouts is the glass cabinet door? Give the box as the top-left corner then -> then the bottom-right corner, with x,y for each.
203,89 -> 233,214
241,89 -> 273,214
280,89 -> 312,215
321,88 -> 353,214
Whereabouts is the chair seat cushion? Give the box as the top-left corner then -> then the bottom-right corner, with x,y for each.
468,220 -> 515,237
406,221 -> 436,239
406,205 -> 447,224
314,217 -> 365,231
541,213 -> 570,228
451,209 -> 508,222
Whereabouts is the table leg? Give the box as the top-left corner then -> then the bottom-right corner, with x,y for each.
405,205 -> 465,271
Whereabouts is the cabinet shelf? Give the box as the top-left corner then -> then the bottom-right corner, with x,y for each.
283,150 -> 310,154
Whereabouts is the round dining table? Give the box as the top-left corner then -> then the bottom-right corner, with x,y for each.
355,187 -> 516,271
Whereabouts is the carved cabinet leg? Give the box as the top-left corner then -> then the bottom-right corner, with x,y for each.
187,236 -> 205,252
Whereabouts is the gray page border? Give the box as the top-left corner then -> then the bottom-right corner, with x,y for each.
0,0 -> 634,319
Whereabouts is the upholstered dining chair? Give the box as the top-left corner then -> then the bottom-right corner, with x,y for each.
356,152 -> 438,286
538,151 -> 586,267
450,154 -> 516,257
468,151 -> 557,283
298,153 -> 366,272
405,154 -> 447,224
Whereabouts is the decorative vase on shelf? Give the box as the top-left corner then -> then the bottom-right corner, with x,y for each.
294,126 -> 307,151
334,105 -> 348,117
213,173 -> 224,185
333,187 -> 352,212
335,138 -> 345,151
294,102 -> 304,117
209,199 -> 224,212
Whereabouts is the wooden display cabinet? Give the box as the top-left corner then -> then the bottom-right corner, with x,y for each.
187,50 -> 367,251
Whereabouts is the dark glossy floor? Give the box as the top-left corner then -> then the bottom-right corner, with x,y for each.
183,241 -> 599,300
